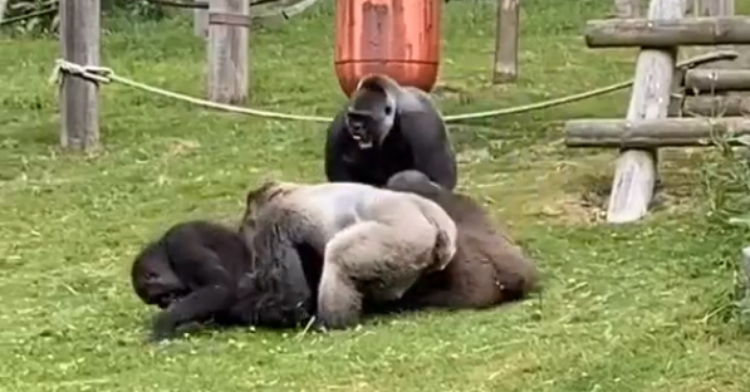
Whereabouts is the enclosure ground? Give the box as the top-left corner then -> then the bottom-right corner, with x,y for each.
2,1 -> 750,391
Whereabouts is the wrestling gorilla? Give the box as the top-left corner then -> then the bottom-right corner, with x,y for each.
375,170 -> 539,312
131,219 -> 321,341
239,180 -> 458,330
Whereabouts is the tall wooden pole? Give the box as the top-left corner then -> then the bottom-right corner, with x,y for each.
59,0 -> 101,151
0,0 -> 8,23
492,0 -> 520,84
207,0 -> 250,104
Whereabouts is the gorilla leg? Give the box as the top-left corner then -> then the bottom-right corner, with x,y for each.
316,219 -> 438,329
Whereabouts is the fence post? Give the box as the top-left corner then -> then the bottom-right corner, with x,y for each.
59,0 -> 100,151
492,0 -> 520,84
207,0 -> 250,104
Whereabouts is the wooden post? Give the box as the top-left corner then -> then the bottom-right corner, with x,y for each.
612,0 -> 641,18
492,0 -> 520,84
695,0 -> 734,16
194,8 -> 209,38
606,0 -> 687,224
0,0 -> 8,22
59,0 -> 100,151
207,0 -> 250,104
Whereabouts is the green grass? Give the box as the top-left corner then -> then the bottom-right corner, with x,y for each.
3,0 -> 750,391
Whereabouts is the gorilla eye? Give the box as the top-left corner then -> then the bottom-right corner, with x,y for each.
384,105 -> 393,116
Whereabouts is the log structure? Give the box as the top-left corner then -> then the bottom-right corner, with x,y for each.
585,16 -> 750,48
599,0 -> 687,224
565,118 -> 750,148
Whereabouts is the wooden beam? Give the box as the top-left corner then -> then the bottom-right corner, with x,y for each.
492,0 -> 520,84
565,118 -> 750,148
585,16 -> 750,48
682,94 -> 750,117
59,0 -> 100,151
207,0 -> 250,104
684,69 -> 750,92
605,0 -> 687,225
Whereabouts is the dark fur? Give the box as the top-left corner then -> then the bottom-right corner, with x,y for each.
374,170 -> 539,311
131,220 -> 321,340
324,73 -> 458,190
131,220 -> 254,341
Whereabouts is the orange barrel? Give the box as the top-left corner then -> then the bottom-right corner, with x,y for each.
334,0 -> 442,97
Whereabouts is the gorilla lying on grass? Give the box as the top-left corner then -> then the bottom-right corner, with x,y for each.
373,170 -> 539,312
131,172 -> 538,339
130,219 -> 321,341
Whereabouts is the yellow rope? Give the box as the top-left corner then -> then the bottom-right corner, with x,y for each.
49,50 -> 739,125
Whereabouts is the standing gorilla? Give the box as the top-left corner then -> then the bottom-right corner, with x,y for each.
324,73 -> 458,190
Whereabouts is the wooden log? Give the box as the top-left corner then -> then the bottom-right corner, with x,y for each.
605,0 -> 687,225
194,8 -> 208,38
59,0 -> 100,151
684,69 -> 750,92
492,0 -> 520,84
207,0 -> 250,104
585,16 -> 750,48
683,94 -> 750,117
565,118 -> 750,148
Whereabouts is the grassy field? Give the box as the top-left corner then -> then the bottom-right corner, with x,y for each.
3,0 -> 750,391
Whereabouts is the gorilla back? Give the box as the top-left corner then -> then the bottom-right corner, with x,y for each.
324,73 -> 458,190
242,180 -> 458,330
383,170 -> 539,311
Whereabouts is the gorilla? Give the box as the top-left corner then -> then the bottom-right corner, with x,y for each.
377,170 -> 539,311
130,219 -> 320,340
130,220 -> 255,341
239,180 -> 458,330
324,73 -> 458,190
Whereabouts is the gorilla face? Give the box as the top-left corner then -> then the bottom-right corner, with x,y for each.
131,243 -> 189,309
345,88 -> 396,150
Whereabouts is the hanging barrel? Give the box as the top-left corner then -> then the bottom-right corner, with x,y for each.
334,0 -> 442,97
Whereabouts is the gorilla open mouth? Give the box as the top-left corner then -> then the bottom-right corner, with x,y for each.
351,133 -> 373,149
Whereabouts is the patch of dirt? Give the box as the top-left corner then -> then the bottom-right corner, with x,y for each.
463,146 -> 706,227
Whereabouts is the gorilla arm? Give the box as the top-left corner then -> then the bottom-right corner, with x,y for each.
396,91 -> 458,191
150,238 -> 236,341
316,192 -> 458,330
324,109 -> 360,183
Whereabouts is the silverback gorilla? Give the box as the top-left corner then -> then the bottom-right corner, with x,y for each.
324,73 -> 458,190
379,170 -> 539,311
131,220 -> 320,341
239,180 -> 458,330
